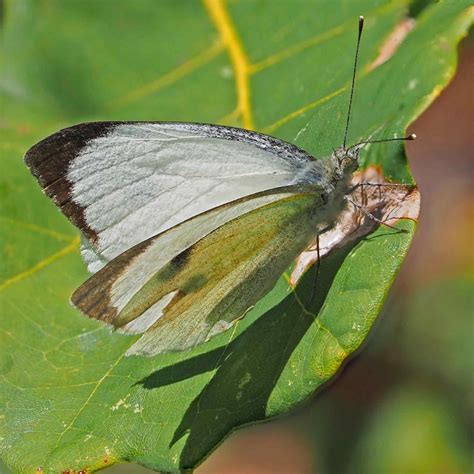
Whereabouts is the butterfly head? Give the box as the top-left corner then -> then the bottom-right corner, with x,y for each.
334,145 -> 360,177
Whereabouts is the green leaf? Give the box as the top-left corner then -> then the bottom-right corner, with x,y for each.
0,0 -> 471,472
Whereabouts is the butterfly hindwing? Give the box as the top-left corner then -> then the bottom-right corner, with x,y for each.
72,189 -> 323,355
71,187 -> 298,324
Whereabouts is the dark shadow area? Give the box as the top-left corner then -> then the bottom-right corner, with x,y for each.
138,241 -> 356,469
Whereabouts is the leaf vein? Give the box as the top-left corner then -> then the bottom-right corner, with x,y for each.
203,0 -> 254,129
107,40 -> 224,110
0,216 -> 74,242
0,237 -> 80,293
48,353 -> 126,456
249,0 -> 399,74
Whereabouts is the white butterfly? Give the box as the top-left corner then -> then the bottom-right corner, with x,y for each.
24,17 -> 416,356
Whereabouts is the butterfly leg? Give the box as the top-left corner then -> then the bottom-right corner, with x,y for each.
348,181 -> 410,195
344,196 -> 408,233
349,182 -> 419,225
309,234 -> 321,305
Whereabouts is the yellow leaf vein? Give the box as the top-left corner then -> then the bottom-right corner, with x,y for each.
0,215 -> 74,242
0,236 -> 80,293
50,353 -> 126,453
107,40 -> 224,110
203,0 -> 254,129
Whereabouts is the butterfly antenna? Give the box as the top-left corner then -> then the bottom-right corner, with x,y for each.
349,133 -> 417,149
343,16 -> 364,149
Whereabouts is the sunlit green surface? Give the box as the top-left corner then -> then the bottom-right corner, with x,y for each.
0,0 -> 472,472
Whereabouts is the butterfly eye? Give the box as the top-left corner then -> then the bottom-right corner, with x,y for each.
334,147 -> 345,163
348,148 -> 359,161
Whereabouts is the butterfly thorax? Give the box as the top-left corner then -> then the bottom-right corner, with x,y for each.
292,146 -> 359,199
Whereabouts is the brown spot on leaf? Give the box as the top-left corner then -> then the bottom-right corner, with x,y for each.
18,124 -> 31,135
369,18 -> 416,71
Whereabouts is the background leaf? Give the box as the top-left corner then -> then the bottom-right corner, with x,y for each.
0,0 -> 471,472
349,386 -> 472,473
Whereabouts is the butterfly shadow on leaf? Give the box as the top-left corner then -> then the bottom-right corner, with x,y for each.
136,242 -> 356,469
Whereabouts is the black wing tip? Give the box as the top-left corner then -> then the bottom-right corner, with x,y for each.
23,121 -> 117,244
24,121 -> 118,169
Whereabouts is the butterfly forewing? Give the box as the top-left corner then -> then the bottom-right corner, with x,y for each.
25,122 -> 315,272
